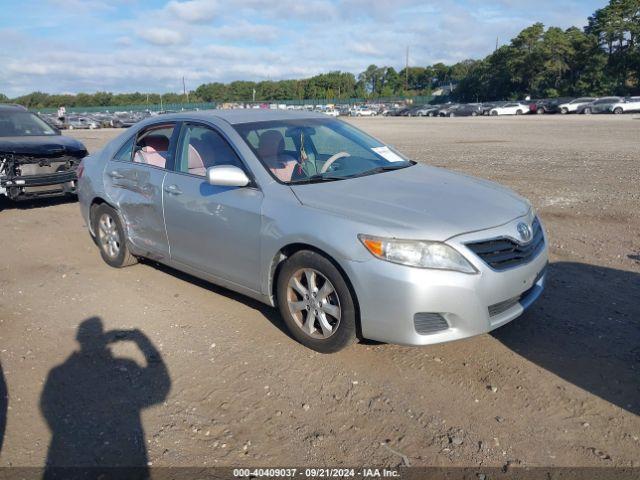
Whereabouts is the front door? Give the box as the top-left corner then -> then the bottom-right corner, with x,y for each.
163,123 -> 264,291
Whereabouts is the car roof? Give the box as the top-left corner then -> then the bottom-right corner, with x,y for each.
0,103 -> 28,112
149,108 -> 329,126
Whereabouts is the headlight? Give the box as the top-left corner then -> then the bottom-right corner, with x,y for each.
358,234 -> 477,273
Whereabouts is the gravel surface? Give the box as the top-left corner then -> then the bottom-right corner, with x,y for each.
0,115 -> 638,470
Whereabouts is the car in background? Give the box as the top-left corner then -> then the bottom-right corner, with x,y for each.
533,97 -> 573,114
489,102 -> 530,116
480,102 -> 507,115
414,105 -> 442,117
350,106 -> 377,117
78,110 -> 547,353
609,97 -> 640,114
0,104 -> 87,201
322,108 -> 340,117
66,115 -> 100,130
557,97 -> 596,114
578,97 -> 623,114
39,113 -> 65,129
441,103 -> 483,117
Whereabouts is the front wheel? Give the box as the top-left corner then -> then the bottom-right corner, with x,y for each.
560,107 -> 568,114
91,204 -> 138,268
583,107 -> 592,115
613,107 -> 623,114
276,250 -> 357,353
516,110 -> 523,115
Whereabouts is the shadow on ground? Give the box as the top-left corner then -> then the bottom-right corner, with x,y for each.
40,317 -> 170,479
0,360 -> 6,455
144,259 -> 294,341
0,195 -> 77,211
493,261 -> 640,415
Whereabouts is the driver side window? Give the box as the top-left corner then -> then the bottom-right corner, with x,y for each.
177,124 -> 244,177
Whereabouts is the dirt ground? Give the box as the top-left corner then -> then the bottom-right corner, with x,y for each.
0,115 -> 638,470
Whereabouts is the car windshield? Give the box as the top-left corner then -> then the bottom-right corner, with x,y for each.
0,111 -> 58,137
233,118 -> 413,184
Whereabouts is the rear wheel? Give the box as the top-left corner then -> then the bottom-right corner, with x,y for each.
91,204 -> 137,268
491,111 -> 498,116
560,107 -> 568,114
613,107 -> 623,114
583,107 -> 592,115
276,250 -> 357,353
536,107 -> 545,114
516,110 -> 523,115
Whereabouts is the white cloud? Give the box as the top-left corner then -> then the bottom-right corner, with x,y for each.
137,28 -> 189,46
165,0 -> 218,23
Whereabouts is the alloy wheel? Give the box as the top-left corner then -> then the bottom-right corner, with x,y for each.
286,268 -> 341,339
97,213 -> 121,259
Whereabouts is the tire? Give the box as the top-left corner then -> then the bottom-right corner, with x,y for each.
583,107 -> 592,115
491,111 -> 498,116
91,204 -> 138,268
613,107 -> 623,114
516,110 -> 522,115
276,250 -> 357,353
536,107 -> 545,114
560,107 -> 568,114
471,111 -> 477,117
449,112 -> 455,117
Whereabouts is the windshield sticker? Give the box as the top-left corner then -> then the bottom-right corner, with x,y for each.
372,146 -> 405,163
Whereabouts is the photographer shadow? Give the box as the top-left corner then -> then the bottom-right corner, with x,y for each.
40,317 -> 170,479
0,360 -> 6,455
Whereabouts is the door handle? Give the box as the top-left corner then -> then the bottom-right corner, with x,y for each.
164,184 -> 182,195
108,171 -> 124,179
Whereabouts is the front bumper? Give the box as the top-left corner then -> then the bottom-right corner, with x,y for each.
1,170 -> 77,199
344,215 -> 549,346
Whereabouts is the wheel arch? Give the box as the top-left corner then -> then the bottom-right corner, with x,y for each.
88,196 -> 119,237
268,242 -> 363,338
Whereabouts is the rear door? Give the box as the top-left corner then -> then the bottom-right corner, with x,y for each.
103,122 -> 178,261
162,122 -> 264,291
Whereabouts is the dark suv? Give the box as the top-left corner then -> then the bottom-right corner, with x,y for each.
0,104 -> 88,201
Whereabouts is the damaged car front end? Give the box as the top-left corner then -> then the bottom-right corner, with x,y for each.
0,105 -> 88,200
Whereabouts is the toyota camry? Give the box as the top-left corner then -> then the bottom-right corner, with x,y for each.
78,110 -> 547,353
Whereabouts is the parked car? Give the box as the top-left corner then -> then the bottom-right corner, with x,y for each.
350,106 -> 377,117
0,104 -> 87,201
322,108 -> 340,117
78,110 -> 548,352
66,115 -> 100,130
533,97 -> 573,114
489,102 -> 530,115
415,105 -> 442,117
481,102 -> 507,115
441,104 -> 482,117
557,97 -> 596,114
579,97 -> 623,114
608,96 -> 640,114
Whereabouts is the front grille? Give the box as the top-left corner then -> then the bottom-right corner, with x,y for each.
466,217 -> 544,271
414,313 -> 448,334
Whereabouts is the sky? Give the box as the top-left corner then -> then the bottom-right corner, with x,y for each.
0,0 -> 605,97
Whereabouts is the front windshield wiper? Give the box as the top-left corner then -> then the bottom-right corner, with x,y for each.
288,173 -> 347,184
353,162 -> 414,178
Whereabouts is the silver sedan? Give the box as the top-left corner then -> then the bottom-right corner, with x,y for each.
78,110 -> 548,352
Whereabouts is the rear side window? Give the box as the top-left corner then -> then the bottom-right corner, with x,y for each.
133,124 -> 175,169
113,137 -> 134,162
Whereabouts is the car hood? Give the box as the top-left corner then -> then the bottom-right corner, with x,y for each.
0,135 -> 88,158
290,164 -> 531,241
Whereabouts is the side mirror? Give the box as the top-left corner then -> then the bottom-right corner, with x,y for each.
206,165 -> 250,187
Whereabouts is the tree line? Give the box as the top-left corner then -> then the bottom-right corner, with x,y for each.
2,0 -> 637,109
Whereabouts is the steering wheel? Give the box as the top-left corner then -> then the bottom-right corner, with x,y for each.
320,151 -> 351,173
